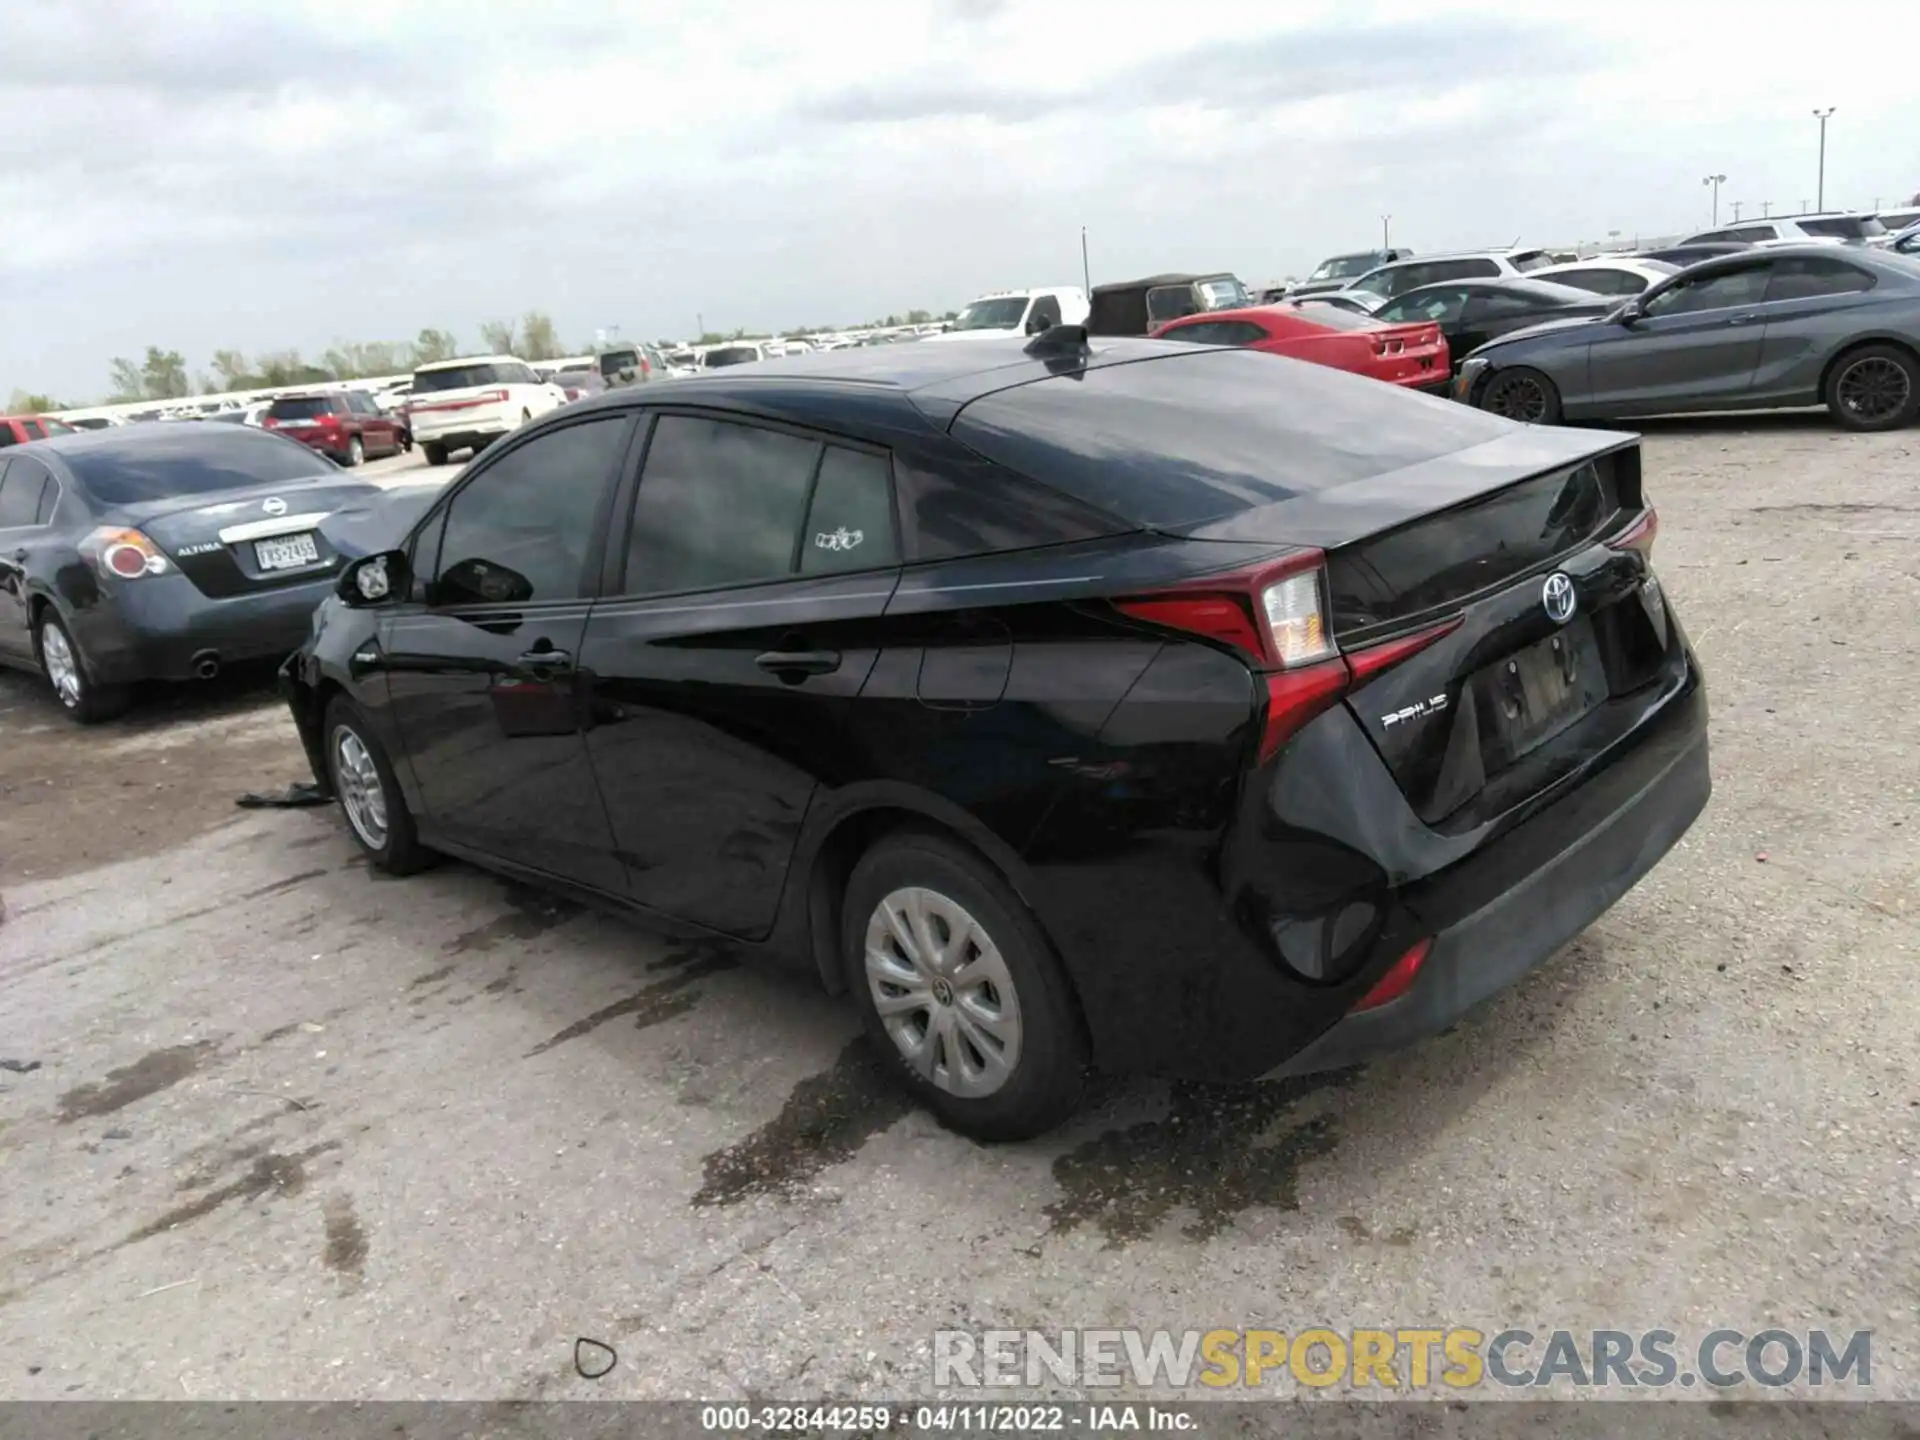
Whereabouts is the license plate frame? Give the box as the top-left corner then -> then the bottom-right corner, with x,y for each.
255,532 -> 320,571
1475,620 -> 1608,768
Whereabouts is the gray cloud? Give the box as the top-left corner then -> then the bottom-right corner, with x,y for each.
795,15 -> 1602,124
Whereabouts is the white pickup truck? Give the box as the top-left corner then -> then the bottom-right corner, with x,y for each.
404,355 -> 567,465
922,287 -> 1091,342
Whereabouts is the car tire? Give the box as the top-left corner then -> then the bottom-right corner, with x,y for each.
398,428 -> 413,453
344,435 -> 364,467
35,610 -> 130,724
1825,344 -> 1920,432
423,442 -> 449,467
1479,366 -> 1563,424
323,695 -> 434,875
843,831 -> 1087,1141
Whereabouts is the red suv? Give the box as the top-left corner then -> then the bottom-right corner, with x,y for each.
261,392 -> 408,466
0,415 -> 76,446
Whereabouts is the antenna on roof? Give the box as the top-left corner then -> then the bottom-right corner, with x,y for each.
1024,324 -> 1091,358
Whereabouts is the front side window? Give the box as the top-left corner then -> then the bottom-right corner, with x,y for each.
430,417 -> 627,606
1643,265 -> 1771,317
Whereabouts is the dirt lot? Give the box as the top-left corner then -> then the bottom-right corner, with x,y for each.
0,418 -> 1916,1404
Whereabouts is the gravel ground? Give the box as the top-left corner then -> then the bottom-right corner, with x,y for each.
0,416 -> 1915,1406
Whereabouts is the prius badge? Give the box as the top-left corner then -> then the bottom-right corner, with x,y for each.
1542,571 -> 1577,625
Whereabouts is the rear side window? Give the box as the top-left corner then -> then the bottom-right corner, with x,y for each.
1764,257 -> 1874,301
952,348 -> 1512,528
431,417 -> 627,605
0,461 -> 44,526
624,417 -> 819,594
1162,319 -> 1264,345
801,447 -> 898,576
1731,225 -> 1778,241
1509,251 -> 1553,272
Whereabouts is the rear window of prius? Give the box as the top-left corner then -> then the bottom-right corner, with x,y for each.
948,347 -> 1512,527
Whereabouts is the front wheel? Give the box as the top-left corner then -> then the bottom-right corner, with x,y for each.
324,696 -> 433,875
423,442 -> 449,467
1826,345 -> 1920,432
1479,366 -> 1563,424
36,611 -> 130,724
844,832 -> 1087,1141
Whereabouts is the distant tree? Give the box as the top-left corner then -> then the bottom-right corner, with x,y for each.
7,388 -> 62,413
192,371 -> 215,394
520,311 -> 564,361
940,310 -> 958,321
905,309 -> 932,324
141,347 -> 190,399
252,350 -> 330,388
479,319 -> 518,355
414,328 -> 459,365
210,349 -> 252,391
697,331 -> 728,345
106,356 -> 145,402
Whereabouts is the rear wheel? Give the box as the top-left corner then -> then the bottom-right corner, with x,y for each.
844,832 -> 1087,1141
423,442 -> 449,467
324,696 -> 433,875
1480,366 -> 1563,424
344,435 -> 364,467
35,611 -> 129,724
1826,345 -> 1919,432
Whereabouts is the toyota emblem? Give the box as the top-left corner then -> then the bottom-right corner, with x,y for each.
1541,572 -> 1577,625
262,496 -> 287,516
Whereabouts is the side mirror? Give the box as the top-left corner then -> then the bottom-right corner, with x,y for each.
337,549 -> 409,607
1025,313 -> 1050,335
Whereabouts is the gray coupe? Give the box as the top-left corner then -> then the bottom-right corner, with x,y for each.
1454,244 -> 1920,431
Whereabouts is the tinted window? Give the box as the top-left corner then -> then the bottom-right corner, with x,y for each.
624,417 -> 819,595
1377,288 -> 1469,323
1546,268 -> 1643,296
599,349 -> 640,377
432,417 -> 626,606
63,427 -> 337,504
1146,285 -> 1200,324
1307,252 -> 1386,282
1644,265 -> 1771,316
0,461 -> 44,526
1029,294 -> 1063,329
35,470 -> 59,523
1468,290 -> 1556,319
801,447 -> 897,576
1437,259 -> 1502,281
703,346 -> 761,368
1690,230 -> 1737,243
412,364 -> 502,393
1374,264 -> 1432,297
1163,320 -> 1264,345
1509,251 -> 1553,272
952,348 -> 1513,528
1729,225 -> 1778,241
0,428 -> 13,449
269,396 -> 336,420
1799,216 -> 1884,239
1764,256 -> 1874,301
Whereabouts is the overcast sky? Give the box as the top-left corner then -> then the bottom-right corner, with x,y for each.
8,0 -> 1917,402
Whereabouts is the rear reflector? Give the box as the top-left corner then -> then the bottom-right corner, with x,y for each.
1261,661 -> 1351,762
1352,937 -> 1433,1012
1115,595 -> 1267,661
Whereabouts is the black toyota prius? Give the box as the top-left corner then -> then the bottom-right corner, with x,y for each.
285,328 -> 1710,1140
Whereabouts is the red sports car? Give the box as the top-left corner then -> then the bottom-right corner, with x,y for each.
0,415 -> 77,446
1152,302 -> 1450,391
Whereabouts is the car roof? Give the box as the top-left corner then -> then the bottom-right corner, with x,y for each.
1089,273 -> 1232,294
415,354 -> 520,370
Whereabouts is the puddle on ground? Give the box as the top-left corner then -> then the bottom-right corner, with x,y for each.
526,944 -> 737,1057
1045,1069 -> 1361,1248
57,1041 -> 219,1123
693,1039 -> 911,1208
445,882 -> 583,954
123,1141 -> 339,1246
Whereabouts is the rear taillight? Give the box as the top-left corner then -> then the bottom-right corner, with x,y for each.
480,388 -> 509,404
1607,507 -> 1658,559
1372,337 -> 1406,356
81,526 -> 171,580
1117,555 -> 1460,763
564,387 -> 581,401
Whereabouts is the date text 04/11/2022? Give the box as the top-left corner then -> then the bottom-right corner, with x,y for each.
697,1402 -> 1200,1431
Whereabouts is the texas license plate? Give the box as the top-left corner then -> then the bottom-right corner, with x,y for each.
256,533 -> 320,571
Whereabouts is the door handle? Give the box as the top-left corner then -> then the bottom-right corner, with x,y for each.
1727,313 -> 1759,326
517,648 -> 573,674
755,649 -> 840,677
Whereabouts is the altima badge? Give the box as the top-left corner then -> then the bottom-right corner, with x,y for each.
1542,572 -> 1577,625
262,496 -> 287,516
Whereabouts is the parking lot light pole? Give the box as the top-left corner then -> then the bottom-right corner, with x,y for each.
1703,174 -> 1727,225
1732,201 -> 1744,221
1382,214 -> 1391,248
1813,107 -> 1835,211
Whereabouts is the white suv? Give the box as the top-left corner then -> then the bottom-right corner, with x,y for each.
405,355 -> 566,466
1680,214 -> 1885,248
1341,249 -> 1557,302
924,286 -> 1090,342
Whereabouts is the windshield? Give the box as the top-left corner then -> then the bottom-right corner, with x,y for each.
598,349 -> 639,378
268,396 -> 336,420
1799,216 -> 1886,240
952,297 -> 1031,331
41,418 -> 76,435
1307,253 -> 1384,282
703,346 -> 761,367
65,427 -> 337,505
1510,251 -> 1554,272
553,371 -> 598,388
1196,277 -> 1251,310
412,363 -> 502,393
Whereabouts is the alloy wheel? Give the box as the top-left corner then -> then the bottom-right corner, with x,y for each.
1487,374 -> 1550,423
864,886 -> 1023,1098
332,725 -> 389,849
40,624 -> 82,709
1836,357 -> 1911,424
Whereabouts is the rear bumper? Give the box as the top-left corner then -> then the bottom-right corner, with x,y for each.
67,573 -> 334,684
410,404 -> 513,446
268,426 -> 346,457
1269,677 -> 1710,1077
